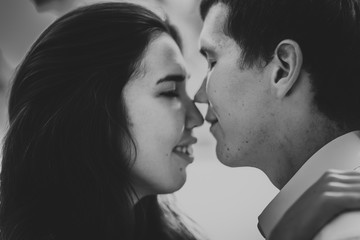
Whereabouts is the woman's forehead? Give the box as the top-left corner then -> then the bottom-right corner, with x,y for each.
141,34 -> 187,76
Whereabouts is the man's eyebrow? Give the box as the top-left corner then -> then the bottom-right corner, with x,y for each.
156,74 -> 186,84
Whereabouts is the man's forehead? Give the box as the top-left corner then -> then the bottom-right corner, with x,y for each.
199,3 -> 229,50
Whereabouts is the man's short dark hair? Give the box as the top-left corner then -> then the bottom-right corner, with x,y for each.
200,0 -> 360,129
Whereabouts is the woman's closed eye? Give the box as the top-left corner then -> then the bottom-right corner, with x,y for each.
161,90 -> 179,98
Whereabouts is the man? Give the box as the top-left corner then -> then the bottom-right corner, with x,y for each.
194,0 -> 360,239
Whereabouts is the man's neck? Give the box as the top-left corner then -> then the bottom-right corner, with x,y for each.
277,118 -> 348,189
258,130 -> 360,238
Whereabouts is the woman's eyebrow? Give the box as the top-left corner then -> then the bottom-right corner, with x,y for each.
157,74 -> 186,84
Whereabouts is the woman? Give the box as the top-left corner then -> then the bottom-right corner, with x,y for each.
0,2 -> 360,240
0,3 -> 201,239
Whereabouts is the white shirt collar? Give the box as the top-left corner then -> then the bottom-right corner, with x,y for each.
258,131 -> 360,238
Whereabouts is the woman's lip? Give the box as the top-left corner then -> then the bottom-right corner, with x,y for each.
173,150 -> 194,163
176,136 -> 197,147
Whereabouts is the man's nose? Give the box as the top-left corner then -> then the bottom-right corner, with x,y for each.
194,77 -> 208,104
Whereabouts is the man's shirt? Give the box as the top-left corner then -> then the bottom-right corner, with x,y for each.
258,131 -> 360,239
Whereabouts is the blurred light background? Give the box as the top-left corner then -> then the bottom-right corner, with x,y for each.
0,0 -> 278,239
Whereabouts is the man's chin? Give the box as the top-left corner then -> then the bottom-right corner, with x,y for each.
216,146 -> 258,168
215,147 -> 239,167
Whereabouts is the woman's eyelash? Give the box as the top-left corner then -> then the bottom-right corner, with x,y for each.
161,90 -> 179,97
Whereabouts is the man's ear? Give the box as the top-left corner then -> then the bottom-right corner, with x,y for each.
271,40 -> 303,99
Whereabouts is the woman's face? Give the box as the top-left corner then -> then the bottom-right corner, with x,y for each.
123,33 -> 204,198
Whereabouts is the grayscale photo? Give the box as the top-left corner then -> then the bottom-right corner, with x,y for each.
1,0 -> 360,239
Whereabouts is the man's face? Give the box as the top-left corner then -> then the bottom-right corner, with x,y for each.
195,3 -> 278,170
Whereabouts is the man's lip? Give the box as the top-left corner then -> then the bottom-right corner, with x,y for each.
210,120 -> 218,133
210,120 -> 218,127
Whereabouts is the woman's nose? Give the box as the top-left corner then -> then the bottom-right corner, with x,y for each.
185,99 -> 204,130
194,77 -> 208,104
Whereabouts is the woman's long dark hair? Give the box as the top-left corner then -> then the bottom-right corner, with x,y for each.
0,3 -> 201,240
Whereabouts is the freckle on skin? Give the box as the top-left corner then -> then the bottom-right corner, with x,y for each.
227,147 -> 230,151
